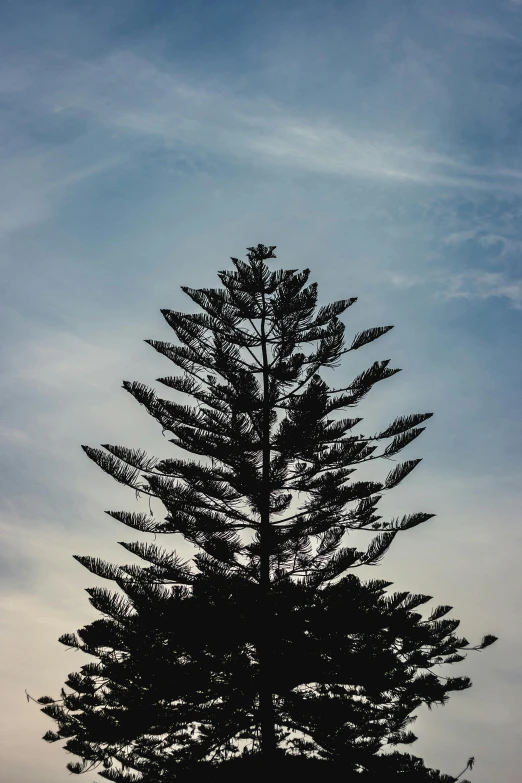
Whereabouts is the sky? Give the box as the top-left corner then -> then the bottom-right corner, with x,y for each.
1,0 -> 521,780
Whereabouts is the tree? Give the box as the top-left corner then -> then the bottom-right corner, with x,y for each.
34,245 -> 496,780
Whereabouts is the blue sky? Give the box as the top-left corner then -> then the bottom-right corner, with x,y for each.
1,0 -> 521,780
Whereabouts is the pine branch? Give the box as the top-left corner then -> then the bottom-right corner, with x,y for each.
350,325 -> 394,350
384,459 -> 422,489
377,413 -> 433,439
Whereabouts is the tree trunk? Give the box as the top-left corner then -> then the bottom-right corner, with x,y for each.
258,292 -> 277,762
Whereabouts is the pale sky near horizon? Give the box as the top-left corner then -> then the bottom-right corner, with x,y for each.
1,1 -> 521,781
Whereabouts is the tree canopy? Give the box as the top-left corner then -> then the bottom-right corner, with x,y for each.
34,245 -> 496,781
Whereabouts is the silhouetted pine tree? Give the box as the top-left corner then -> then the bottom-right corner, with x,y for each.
35,245 -> 496,781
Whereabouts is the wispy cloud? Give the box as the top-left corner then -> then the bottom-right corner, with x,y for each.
389,266 -> 522,309
24,51 -> 522,194
0,152 -> 123,245
431,11 -> 515,40
443,270 -> 522,309
4,39 -> 522,259
444,229 -> 522,257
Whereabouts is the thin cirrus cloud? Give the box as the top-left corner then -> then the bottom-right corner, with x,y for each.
40,52 -> 522,193
1,47 -> 521,311
389,268 -> 522,310
444,270 -> 522,309
0,153 -> 125,246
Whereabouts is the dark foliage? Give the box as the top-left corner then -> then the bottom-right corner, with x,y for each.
34,245 -> 496,781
